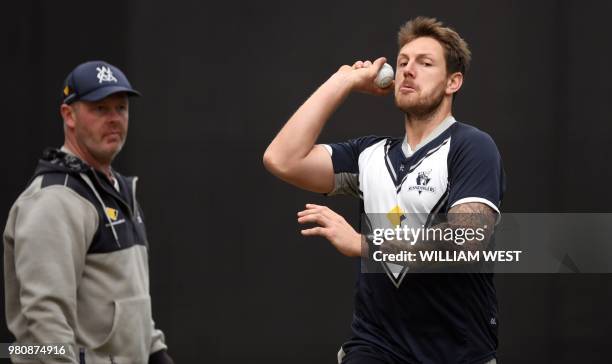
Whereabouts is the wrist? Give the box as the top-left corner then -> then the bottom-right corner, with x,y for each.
328,72 -> 355,94
350,232 -> 363,257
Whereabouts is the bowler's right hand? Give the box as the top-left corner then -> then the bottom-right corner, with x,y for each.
335,57 -> 394,96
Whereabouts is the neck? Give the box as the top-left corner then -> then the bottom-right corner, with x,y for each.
404,99 -> 452,150
63,140 -> 112,179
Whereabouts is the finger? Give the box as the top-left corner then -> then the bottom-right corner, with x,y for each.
363,60 -> 372,68
298,204 -> 323,217
297,213 -> 330,226
297,208 -> 323,217
317,208 -> 339,221
372,57 -> 387,73
301,226 -> 328,237
305,203 -> 325,209
338,64 -> 352,72
304,204 -> 338,220
353,60 -> 364,69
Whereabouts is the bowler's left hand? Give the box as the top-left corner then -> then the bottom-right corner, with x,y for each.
297,204 -> 362,257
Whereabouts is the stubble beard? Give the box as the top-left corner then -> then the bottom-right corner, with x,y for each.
395,83 -> 446,121
84,134 -> 125,167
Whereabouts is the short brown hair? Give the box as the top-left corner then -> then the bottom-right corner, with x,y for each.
398,17 -> 471,76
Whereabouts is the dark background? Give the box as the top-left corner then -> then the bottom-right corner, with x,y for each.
2,0 -> 612,362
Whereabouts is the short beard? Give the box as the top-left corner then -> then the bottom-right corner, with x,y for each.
90,139 -> 124,165
395,85 -> 446,121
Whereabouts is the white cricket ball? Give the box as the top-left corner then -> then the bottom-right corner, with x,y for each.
375,63 -> 394,88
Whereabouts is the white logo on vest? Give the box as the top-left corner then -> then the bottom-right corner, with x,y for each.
408,169 -> 436,194
96,66 -> 118,83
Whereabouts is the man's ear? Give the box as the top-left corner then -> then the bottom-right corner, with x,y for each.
446,72 -> 463,95
60,104 -> 76,128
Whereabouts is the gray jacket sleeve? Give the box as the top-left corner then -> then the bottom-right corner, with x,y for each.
7,185 -> 98,363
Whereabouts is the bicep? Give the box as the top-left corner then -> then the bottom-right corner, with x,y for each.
448,202 -> 496,239
276,145 -> 334,193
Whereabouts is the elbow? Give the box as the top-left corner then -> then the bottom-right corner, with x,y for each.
262,149 -> 276,174
263,148 -> 288,178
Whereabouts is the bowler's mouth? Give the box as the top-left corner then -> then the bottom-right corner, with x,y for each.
399,83 -> 418,93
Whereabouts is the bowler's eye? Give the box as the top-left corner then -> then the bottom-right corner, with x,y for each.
96,105 -> 107,113
117,105 -> 127,112
398,61 -> 408,67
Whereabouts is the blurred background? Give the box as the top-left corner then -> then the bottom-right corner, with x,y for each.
2,0 -> 612,362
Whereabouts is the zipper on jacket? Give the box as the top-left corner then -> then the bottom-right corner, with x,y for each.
131,177 -> 141,221
90,167 -> 135,217
80,172 -> 121,247
79,347 -> 86,364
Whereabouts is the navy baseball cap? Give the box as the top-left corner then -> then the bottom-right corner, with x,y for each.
62,60 -> 141,104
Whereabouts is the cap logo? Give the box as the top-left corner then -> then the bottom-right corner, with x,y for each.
96,66 -> 118,84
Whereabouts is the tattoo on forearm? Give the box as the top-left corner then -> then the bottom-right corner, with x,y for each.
374,202 -> 497,268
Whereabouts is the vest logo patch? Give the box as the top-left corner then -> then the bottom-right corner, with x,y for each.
105,207 -> 119,221
386,205 -> 406,226
408,169 -> 436,194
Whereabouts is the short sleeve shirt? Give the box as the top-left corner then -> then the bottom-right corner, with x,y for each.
326,117 -> 505,363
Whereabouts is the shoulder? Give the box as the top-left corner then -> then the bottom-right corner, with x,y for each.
451,122 -> 497,145
328,135 -> 391,154
449,122 -> 500,156
13,174 -> 98,221
325,135 -> 395,173
5,176 -> 99,253
326,135 -> 393,162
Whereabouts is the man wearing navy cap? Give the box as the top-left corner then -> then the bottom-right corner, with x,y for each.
3,61 -> 174,364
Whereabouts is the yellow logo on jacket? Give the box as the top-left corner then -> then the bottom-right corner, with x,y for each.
105,207 -> 118,221
386,205 -> 405,227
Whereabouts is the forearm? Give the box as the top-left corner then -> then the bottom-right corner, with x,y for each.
264,72 -> 352,171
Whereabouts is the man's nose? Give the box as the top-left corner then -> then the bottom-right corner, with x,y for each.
106,108 -> 125,124
403,61 -> 416,79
